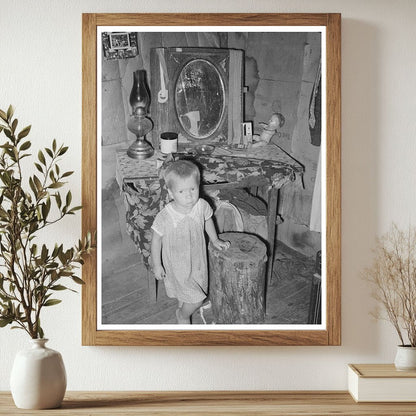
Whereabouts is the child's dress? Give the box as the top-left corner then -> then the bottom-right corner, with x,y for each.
151,198 -> 213,304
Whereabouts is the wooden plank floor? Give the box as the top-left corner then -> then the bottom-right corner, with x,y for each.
101,184 -> 317,325
101,241 -> 315,325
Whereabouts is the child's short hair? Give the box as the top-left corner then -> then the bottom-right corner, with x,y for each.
164,160 -> 200,190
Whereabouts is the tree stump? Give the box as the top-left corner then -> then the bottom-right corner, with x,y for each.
208,232 -> 267,324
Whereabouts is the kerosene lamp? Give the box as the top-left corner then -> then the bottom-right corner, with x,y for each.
126,69 -> 154,159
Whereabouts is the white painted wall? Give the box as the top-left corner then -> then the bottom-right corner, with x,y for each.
1,0 -> 416,391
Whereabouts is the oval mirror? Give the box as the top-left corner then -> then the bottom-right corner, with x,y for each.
175,59 -> 225,139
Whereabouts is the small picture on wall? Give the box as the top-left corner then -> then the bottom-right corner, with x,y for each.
102,32 -> 138,60
110,32 -> 130,49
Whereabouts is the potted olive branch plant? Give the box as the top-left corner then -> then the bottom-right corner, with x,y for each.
0,105 -> 95,409
363,223 -> 416,370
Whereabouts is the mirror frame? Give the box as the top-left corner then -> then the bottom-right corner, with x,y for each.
150,46 -> 240,146
82,13 -> 341,346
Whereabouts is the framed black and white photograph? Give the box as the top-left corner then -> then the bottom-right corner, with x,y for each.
82,13 -> 341,346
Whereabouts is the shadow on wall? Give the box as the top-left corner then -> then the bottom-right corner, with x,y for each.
341,19 -> 382,355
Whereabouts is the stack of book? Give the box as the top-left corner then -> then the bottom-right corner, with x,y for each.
348,364 -> 416,402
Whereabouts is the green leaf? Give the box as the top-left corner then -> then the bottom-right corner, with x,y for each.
52,243 -> 60,258
19,140 -> 31,151
69,206 -> 82,214
29,177 -> 38,197
58,146 -> 68,156
29,222 -> 39,234
0,109 -> 7,121
13,147 -> 19,160
11,118 -> 18,133
53,244 -> 63,258
31,244 -> 38,256
41,244 -> 48,262
52,139 -> 57,152
50,284 -> 68,291
59,270 -> 74,277
41,202 -> 50,220
71,276 -> 85,285
4,129 -> 12,140
38,150 -> 46,165
43,299 -> 62,307
38,325 -> 44,339
49,170 -> 56,182
49,270 -> 58,281
58,250 -> 67,264
45,148 -> 53,158
55,192 -> 62,208
17,125 -> 31,140
61,171 -> 74,178
34,162 -> 43,173
0,317 -> 13,327
6,105 -> 14,122
65,191 -> 72,207
48,182 -> 64,189
33,175 -> 43,192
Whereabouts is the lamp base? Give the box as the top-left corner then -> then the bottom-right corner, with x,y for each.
127,137 -> 154,160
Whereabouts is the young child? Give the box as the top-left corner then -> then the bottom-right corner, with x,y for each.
151,160 -> 230,324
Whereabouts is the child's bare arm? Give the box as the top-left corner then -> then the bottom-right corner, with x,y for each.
151,230 -> 165,280
205,217 -> 230,250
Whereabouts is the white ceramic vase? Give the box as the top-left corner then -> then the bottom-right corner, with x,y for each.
394,345 -> 416,371
10,338 -> 67,409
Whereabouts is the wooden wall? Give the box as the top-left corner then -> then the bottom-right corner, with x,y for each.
227,32 -> 321,256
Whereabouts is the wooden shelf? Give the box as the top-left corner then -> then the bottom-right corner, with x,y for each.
1,391 -> 416,415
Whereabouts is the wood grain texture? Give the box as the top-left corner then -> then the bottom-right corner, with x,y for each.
325,13 -> 342,346
350,364 -> 416,378
81,13 -> 341,346
95,13 -> 331,27
266,188 -> 279,284
209,233 -> 267,324
1,391 -> 416,415
82,13 -> 98,346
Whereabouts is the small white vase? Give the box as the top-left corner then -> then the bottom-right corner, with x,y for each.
394,345 -> 416,371
10,338 -> 67,409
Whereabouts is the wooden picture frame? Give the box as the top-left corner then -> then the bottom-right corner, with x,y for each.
82,13 -> 341,346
